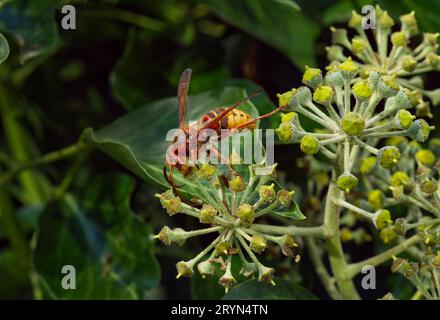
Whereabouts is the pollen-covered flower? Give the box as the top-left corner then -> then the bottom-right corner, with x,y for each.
154,163 -> 304,291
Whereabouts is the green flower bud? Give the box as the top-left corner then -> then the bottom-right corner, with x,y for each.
199,204 -> 218,224
368,71 -> 381,88
380,227 -> 398,244
378,11 -> 394,28
420,178 -> 438,194
336,172 -> 358,193
352,37 -> 367,55
391,257 -> 409,274
426,52 -> 440,68
229,176 -> 246,192
330,27 -> 351,48
401,55 -> 417,72
313,85 -> 334,105
408,119 -> 435,142
415,100 -> 433,118
279,234 -> 298,257
326,46 -> 346,62
400,11 -> 418,35
424,33 -> 439,47
259,184 -> 276,202
300,134 -> 319,155
360,156 -> 377,174
219,270 -> 238,292
250,234 -> 267,254
378,75 -> 399,97
198,163 -> 217,179
374,209 -> 393,230
325,68 -> 344,86
292,86 -> 313,106
277,90 -> 295,107
368,189 -> 383,210
349,11 -> 363,29
338,57 -> 359,79
176,261 -> 194,278
277,189 -> 294,208
280,112 -> 297,123
257,265 -> 275,285
155,226 -> 187,246
236,203 -> 255,226
390,171 -> 410,186
302,66 -> 322,88
419,230 -> 438,246
276,121 -> 294,143
197,259 -> 216,277
395,110 -> 415,129
416,149 -> 436,166
378,146 -> 400,168
391,31 -> 408,47
352,80 -> 372,100
341,112 -> 365,136
394,218 -> 407,236
341,227 -> 353,242
157,190 -> 182,215
395,88 -> 421,109
215,241 -> 231,256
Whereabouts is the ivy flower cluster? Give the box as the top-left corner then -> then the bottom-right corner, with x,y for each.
275,59 -> 434,195
154,163 -> 302,291
327,5 -> 440,107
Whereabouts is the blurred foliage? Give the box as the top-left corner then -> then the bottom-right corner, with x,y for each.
0,0 -> 438,300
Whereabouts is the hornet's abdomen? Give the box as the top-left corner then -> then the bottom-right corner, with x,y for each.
202,108 -> 256,132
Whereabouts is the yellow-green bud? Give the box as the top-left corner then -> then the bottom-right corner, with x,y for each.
420,178 -> 438,194
352,38 -> 367,55
378,146 -> 400,168
341,112 -> 365,136
176,261 -> 194,278
341,227 -> 353,242
424,33 -> 439,47
378,11 -> 394,28
215,241 -> 231,256
368,189 -> 383,210
400,11 -> 418,35
433,253 -> 440,267
426,52 -> 440,68
391,32 -> 408,47
229,176 -> 246,192
157,190 -> 182,215
276,121 -> 294,143
378,75 -> 399,97
396,88 -> 421,109
395,110 -> 414,129
349,11 -> 363,29
155,226 -> 187,246
326,46 -> 346,62
300,134 -> 319,155
236,203 -> 255,226
325,68 -> 344,86
375,209 -> 392,229
313,85 -> 334,104
339,57 -> 359,79
416,149 -> 436,166
415,101 -> 432,119
281,112 -> 296,123
352,80 -> 372,99
401,55 -> 417,72
419,230 -> 438,246
302,66 -> 322,88
198,163 -> 217,179
331,27 -> 351,48
199,204 -> 217,224
390,171 -> 410,186
259,183 -> 276,202
386,136 -> 408,147
408,119 -> 435,142
277,189 -> 294,208
250,234 -> 267,254
380,228 -> 398,244
336,172 -> 358,193
360,156 -> 377,174
277,90 -> 295,107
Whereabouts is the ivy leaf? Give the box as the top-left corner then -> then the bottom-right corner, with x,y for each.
0,33 -> 9,64
82,86 -> 267,200
34,174 -> 160,299
271,200 -> 305,220
223,278 -> 317,300
0,0 -> 62,62
201,0 -> 319,69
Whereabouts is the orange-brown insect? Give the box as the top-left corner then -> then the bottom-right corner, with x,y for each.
164,68 -> 284,200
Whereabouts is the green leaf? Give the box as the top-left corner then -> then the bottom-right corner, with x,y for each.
34,174 -> 160,299
0,0 -> 62,62
201,0 -> 319,69
0,32 -> 9,64
0,249 -> 30,299
83,86 -> 265,199
223,278 -> 318,300
322,0 -> 354,26
271,200 -> 305,220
